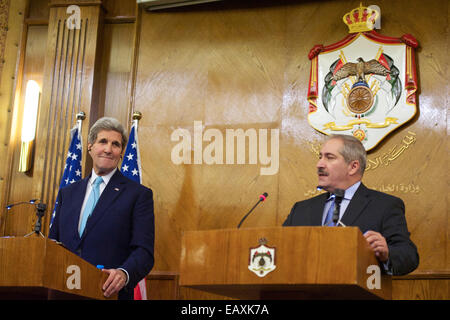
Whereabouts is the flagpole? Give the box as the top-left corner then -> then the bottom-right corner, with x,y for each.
132,111 -> 142,185
127,111 -> 148,300
76,111 -> 85,141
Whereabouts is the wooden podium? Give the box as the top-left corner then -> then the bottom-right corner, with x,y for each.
180,227 -> 391,299
0,237 -> 116,299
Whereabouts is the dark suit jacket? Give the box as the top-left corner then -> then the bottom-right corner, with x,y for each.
49,170 -> 155,299
283,183 -> 419,276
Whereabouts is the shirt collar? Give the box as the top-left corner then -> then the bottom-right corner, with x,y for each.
90,168 -> 117,186
326,181 -> 361,201
343,181 -> 361,200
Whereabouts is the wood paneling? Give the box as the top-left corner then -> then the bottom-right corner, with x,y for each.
102,0 -> 135,20
98,23 -> 135,122
3,25 -> 48,236
393,273 -> 450,300
27,0 -> 50,21
146,271 -> 180,300
0,0 -> 27,235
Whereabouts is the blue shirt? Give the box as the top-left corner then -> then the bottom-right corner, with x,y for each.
321,181 -> 361,225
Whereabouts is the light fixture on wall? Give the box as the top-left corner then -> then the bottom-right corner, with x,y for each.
19,80 -> 40,172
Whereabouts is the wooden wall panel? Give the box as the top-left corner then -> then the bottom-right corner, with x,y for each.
27,0 -> 50,21
102,0 -> 136,19
0,0 -> 27,235
99,23 -> 135,122
393,273 -> 450,300
3,25 -> 48,236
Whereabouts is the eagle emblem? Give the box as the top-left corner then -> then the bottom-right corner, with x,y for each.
332,57 -> 390,83
331,57 -> 393,115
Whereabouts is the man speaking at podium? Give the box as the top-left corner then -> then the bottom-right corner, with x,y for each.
49,117 -> 154,299
283,134 -> 419,276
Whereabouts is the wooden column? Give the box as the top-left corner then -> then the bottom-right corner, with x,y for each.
34,0 -> 105,235
0,0 -> 27,236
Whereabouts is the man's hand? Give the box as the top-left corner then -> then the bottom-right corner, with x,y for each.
363,231 -> 389,262
102,268 -> 127,298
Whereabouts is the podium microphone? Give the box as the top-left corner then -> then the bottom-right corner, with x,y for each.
237,192 -> 268,229
6,199 -> 39,210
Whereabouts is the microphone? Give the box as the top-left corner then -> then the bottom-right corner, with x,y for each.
332,188 -> 345,225
6,199 -> 39,210
237,192 -> 268,229
30,203 -> 47,237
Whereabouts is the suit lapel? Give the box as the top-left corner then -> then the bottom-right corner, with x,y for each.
340,183 -> 371,226
82,170 -> 127,238
311,193 -> 329,226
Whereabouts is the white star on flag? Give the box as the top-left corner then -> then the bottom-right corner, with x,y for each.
120,122 -> 141,184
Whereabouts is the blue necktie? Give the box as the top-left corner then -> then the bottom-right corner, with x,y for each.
324,196 -> 336,226
79,176 -> 103,236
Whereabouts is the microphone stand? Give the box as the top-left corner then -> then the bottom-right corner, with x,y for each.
5,199 -> 46,238
237,193 -> 268,229
25,203 -> 47,238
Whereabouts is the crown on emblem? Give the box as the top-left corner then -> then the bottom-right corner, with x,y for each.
343,2 -> 379,33
258,237 -> 267,246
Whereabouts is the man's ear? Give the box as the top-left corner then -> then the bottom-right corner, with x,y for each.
87,143 -> 92,152
348,160 -> 360,176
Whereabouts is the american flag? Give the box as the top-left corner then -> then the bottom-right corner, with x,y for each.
50,123 -> 83,228
121,121 -> 142,184
120,119 -> 147,300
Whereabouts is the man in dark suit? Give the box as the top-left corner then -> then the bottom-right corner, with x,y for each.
283,134 -> 418,276
49,117 -> 154,299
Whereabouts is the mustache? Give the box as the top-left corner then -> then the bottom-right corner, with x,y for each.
317,168 -> 328,176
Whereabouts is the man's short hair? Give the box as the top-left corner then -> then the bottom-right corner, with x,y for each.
326,134 -> 367,175
88,117 -> 127,149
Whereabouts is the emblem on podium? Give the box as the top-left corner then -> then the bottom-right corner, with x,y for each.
248,238 -> 276,277
307,3 -> 419,150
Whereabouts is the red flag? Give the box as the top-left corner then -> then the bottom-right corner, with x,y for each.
331,58 -> 345,85
378,54 -> 391,80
